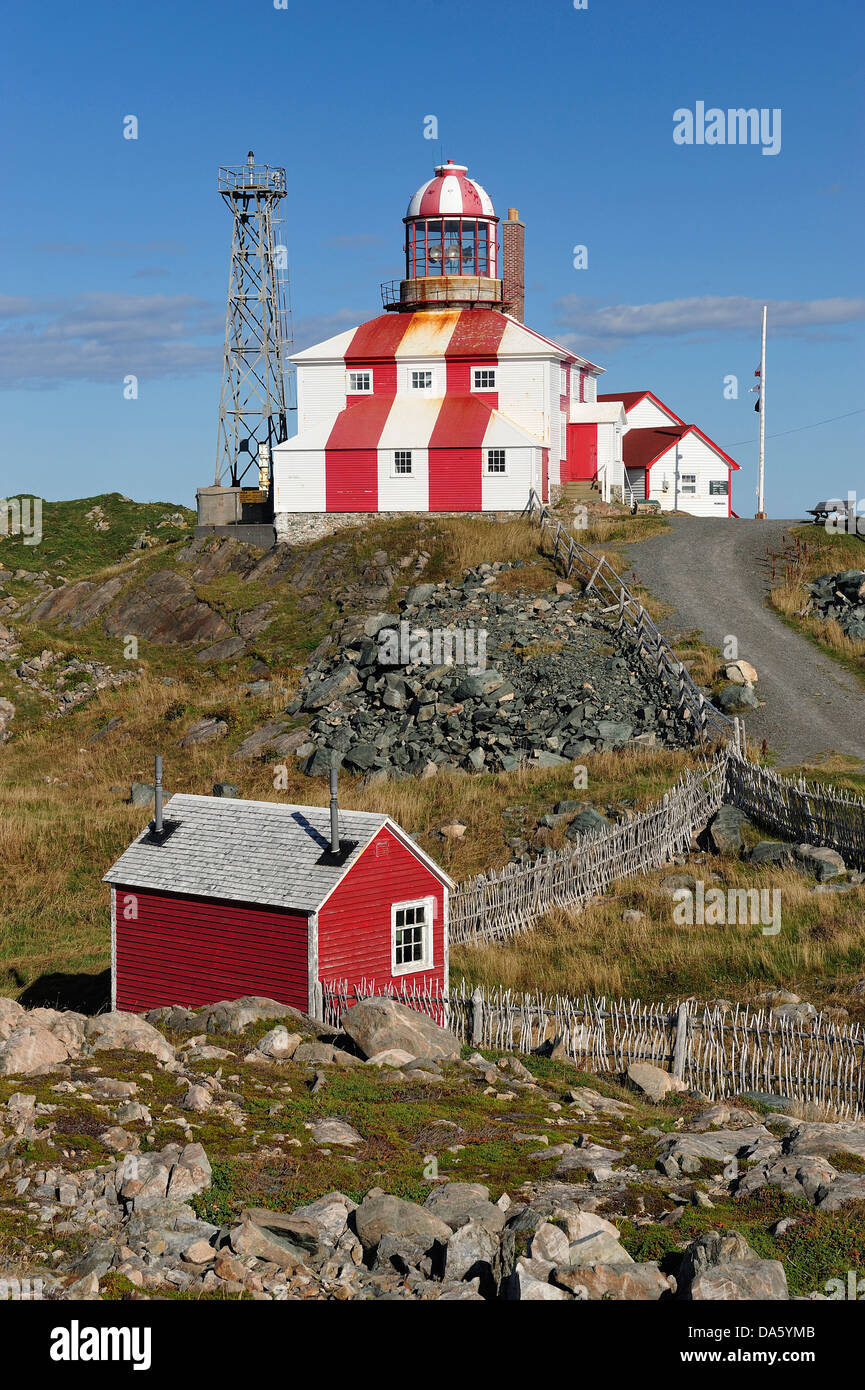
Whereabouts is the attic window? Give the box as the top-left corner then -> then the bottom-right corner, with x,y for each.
375,840 -> 390,858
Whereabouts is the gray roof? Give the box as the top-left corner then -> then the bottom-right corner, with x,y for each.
103,794 -> 451,912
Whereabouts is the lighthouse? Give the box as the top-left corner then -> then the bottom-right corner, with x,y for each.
269,155 -> 738,529
383,158 -> 504,313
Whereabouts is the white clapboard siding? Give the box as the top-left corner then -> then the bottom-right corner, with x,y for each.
273,448 -> 326,513
377,447 -> 429,511
496,357 -> 550,444
623,395 -> 681,430
297,363 -> 347,433
481,447 -> 538,511
648,433 -> 732,516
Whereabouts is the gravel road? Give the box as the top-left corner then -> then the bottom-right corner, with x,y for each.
619,517 -> 864,765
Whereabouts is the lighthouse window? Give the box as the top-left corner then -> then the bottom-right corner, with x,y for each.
392,898 -> 433,973
411,370 -> 433,391
347,371 -> 372,394
393,450 -> 413,475
472,368 -> 496,392
486,448 -> 507,474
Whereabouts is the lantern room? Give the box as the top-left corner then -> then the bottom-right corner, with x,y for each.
383,159 -> 505,312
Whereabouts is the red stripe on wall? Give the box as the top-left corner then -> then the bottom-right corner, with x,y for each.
114,886 -> 309,1013
444,309 -> 508,360
324,396 -> 393,510
427,395 -> 491,510
344,314 -> 412,363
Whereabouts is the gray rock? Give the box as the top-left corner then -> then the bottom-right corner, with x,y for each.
341,997 -> 461,1062
353,1193 -> 451,1252
212,782 -> 239,798
794,844 -> 846,882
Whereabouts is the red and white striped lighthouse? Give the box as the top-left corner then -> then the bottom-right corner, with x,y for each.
395,158 -> 503,311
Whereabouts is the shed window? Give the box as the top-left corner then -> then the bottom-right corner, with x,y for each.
709,479 -> 729,496
392,898 -> 433,974
411,370 -> 433,391
472,368 -> 496,391
393,450 -> 413,476
680,473 -> 697,495
347,371 -> 372,393
485,448 -> 506,474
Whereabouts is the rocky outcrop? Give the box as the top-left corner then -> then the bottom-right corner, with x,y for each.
103,570 -> 231,645
806,569 -> 865,640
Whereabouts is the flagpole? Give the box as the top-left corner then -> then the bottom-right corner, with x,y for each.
756,304 -> 767,517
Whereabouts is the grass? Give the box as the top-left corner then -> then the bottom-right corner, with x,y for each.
768,525 -> 865,686
0,493 -> 195,579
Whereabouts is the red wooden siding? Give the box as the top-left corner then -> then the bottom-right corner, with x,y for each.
317,827 -> 446,993
114,885 -> 309,1013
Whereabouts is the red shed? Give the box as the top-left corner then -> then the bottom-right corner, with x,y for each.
103,794 -> 454,1016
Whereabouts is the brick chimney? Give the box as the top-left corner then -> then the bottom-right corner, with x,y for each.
502,208 -> 525,323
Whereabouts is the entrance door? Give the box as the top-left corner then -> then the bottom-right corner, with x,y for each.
566,424 -> 597,481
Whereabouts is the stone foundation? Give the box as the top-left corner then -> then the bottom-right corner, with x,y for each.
273,510 -> 528,545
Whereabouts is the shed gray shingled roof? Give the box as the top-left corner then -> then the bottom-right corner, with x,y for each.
102,794 -> 450,912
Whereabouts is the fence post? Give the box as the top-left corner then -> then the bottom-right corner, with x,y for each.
312,980 -> 324,1023
471,987 -> 485,1047
672,1001 -> 690,1081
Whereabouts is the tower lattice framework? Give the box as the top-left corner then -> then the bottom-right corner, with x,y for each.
215,151 -> 293,487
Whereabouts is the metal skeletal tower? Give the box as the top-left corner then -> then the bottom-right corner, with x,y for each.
215,151 -> 293,487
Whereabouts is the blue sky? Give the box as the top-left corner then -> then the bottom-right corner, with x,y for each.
3,0 -> 863,517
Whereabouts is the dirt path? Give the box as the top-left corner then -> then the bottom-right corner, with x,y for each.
619,518 -> 864,765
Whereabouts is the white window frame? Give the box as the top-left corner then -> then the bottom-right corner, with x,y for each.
410,369 -> 434,392
679,473 -> 697,496
472,367 -> 497,392
347,370 -> 372,394
392,449 -> 413,478
391,896 -> 434,976
485,447 -> 507,475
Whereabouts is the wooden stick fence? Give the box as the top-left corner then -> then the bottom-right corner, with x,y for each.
724,754 -> 865,871
522,489 -> 737,745
448,754 -> 729,944
319,978 -> 865,1118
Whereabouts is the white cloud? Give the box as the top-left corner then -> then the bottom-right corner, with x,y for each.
553,294 -> 865,345
0,292 -> 222,388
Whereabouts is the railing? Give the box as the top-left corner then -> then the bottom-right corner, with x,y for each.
523,488 -> 736,744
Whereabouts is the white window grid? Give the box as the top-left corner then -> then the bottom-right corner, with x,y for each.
486,448 -> 506,474
393,450 -> 413,476
472,368 -> 496,391
680,473 -> 697,495
347,371 -> 372,393
391,898 -> 433,974
410,369 -> 434,390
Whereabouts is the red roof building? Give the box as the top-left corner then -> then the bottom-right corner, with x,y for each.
271,159 -> 739,524
104,795 -> 454,1015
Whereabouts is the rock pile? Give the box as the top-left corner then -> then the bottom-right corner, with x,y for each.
805,569 -> 865,640
291,564 -> 694,778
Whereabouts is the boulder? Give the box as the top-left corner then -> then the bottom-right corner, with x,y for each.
443,1219 -> 501,1292
309,1118 -> 363,1147
178,716 -> 228,747
554,1261 -> 673,1300
423,1183 -> 505,1233
255,1026 -> 302,1060
706,803 -> 749,855
0,1024 -> 70,1076
340,997 -> 461,1062
85,1012 -> 175,1064
353,1193 -> 451,1252
627,1061 -> 686,1103
793,844 -> 846,882
725,660 -> 758,685
679,1230 -> 788,1301
716,683 -> 760,713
